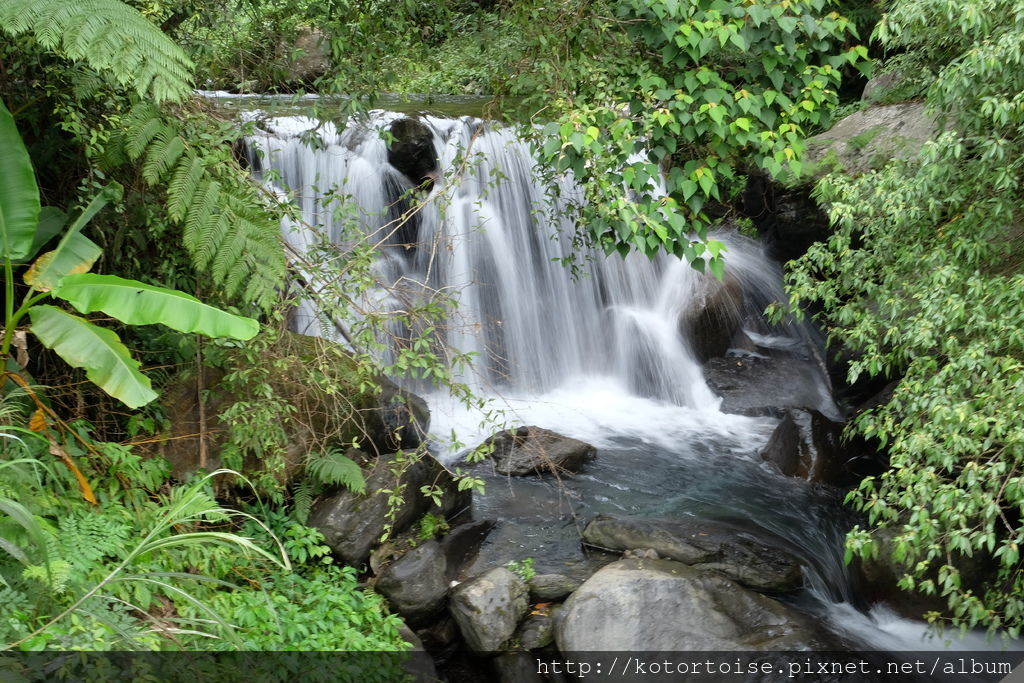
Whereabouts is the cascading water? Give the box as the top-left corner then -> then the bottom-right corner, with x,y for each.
244,107 -> 1007,653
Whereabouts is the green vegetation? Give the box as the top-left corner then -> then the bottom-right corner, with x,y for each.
1,0 -> 1022,656
786,0 -> 1024,636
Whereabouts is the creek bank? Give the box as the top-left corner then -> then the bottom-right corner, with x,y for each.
157,331 -> 430,482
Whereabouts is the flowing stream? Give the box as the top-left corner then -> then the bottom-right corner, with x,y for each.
243,106 -> 1006,653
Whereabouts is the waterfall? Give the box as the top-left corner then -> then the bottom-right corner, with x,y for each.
244,111 -> 805,412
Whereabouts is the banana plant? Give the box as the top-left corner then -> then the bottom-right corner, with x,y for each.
0,99 -> 259,409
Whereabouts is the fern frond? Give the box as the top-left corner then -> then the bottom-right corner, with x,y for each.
292,480 -> 317,524
102,104 -> 286,313
0,0 -> 194,103
142,131 -> 186,185
306,450 -> 366,494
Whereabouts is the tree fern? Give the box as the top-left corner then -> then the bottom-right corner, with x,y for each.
106,104 -> 286,312
0,0 -> 194,103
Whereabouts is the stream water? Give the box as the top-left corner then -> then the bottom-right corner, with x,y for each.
237,101 -> 1008,654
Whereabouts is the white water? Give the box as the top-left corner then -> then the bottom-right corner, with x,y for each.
245,110 -> 1007,653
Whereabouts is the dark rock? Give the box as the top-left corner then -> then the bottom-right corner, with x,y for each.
527,574 -> 581,602
388,118 -> 438,187
397,622 -> 439,682
741,173 -> 831,263
440,519 -> 496,582
515,614 -> 555,650
759,408 -> 880,487
582,515 -> 802,592
309,452 -> 469,566
416,614 -> 461,651
703,355 -> 836,418
482,426 -> 596,476
377,540 -> 449,621
492,653 -> 546,683
449,567 -> 530,653
555,558 -> 832,651
761,411 -> 803,477
680,274 -> 743,362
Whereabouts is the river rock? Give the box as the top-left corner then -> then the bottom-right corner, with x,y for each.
743,102 -> 936,262
527,573 -> 581,601
376,540 -> 449,621
582,515 -> 802,592
555,558 -> 829,651
703,354 -> 835,418
440,519 -> 496,582
481,426 -> 596,476
515,613 -> 555,650
309,452 -> 469,566
680,273 -> 743,362
449,567 -> 530,653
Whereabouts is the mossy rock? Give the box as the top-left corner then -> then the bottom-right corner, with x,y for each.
156,330 -> 430,482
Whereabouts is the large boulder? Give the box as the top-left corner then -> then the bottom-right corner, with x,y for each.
802,102 -> 935,180
387,118 -> 439,187
376,540 -> 449,622
680,274 -> 743,362
555,558 -> 831,651
743,102 -> 936,262
286,27 -> 330,84
449,567 -> 530,653
582,515 -> 802,592
308,451 -> 469,566
480,426 -> 596,476
158,331 -> 430,480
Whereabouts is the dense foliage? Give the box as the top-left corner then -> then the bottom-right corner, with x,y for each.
786,0 -> 1024,636
500,0 -> 868,271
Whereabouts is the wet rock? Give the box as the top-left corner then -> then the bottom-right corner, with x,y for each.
760,409 -> 881,487
440,519 -> 496,582
703,355 -> 834,418
515,613 -> 555,650
527,573 -> 581,602
377,540 -> 448,621
482,426 -> 596,476
309,452 -> 469,566
555,558 -> 831,651
388,118 -> 438,187
449,567 -> 530,653
582,515 -> 802,592
680,274 -> 743,362
761,411 -> 804,477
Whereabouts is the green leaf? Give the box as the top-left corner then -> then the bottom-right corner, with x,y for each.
29,305 -> 158,409
0,99 -> 40,261
52,274 -> 259,340
19,207 -> 67,263
24,232 -> 101,292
